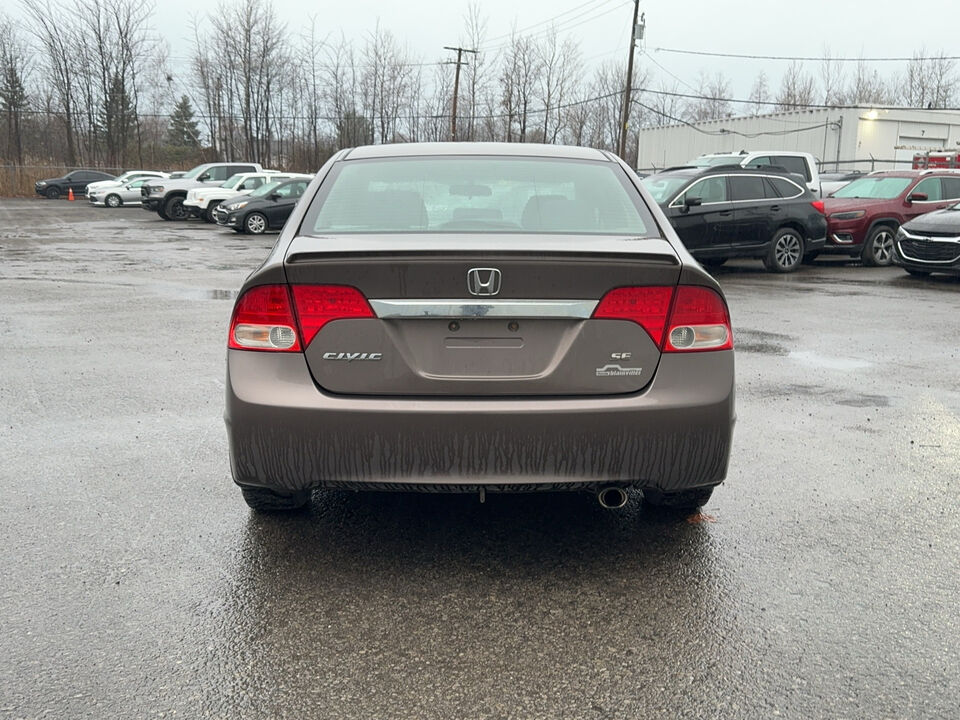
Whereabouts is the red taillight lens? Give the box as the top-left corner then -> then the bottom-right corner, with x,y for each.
811,200 -> 825,214
663,285 -> 733,352
291,285 -> 374,347
593,285 -> 733,353
228,284 -> 302,352
592,286 -> 674,346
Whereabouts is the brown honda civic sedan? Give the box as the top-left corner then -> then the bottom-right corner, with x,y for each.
225,143 -> 735,512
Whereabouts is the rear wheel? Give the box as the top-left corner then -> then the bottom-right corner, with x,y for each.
204,201 -> 221,223
163,195 -> 189,221
763,228 -> 804,273
643,486 -> 714,511
245,212 -> 268,235
45,186 -> 61,200
861,225 -> 896,266
105,193 -> 122,208
241,486 -> 311,512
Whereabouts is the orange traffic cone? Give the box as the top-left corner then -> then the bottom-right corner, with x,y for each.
68,188 -> 75,201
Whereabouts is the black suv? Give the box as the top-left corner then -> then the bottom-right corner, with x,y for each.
642,166 -> 827,272
35,170 -> 115,199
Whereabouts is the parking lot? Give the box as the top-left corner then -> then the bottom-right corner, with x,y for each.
1,197 -> 958,719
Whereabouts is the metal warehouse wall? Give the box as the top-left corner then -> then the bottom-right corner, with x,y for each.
636,107 -> 960,172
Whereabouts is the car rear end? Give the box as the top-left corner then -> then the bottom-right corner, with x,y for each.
224,145 -> 735,508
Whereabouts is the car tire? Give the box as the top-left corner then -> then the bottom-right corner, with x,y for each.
763,228 -> 804,273
204,201 -> 221,223
245,212 -> 268,235
241,486 -> 311,512
861,225 -> 896,266
904,268 -> 930,277
163,195 -> 189,221
105,193 -> 122,208
643,486 -> 714,511
45,186 -> 61,200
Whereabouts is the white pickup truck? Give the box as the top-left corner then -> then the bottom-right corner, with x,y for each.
183,171 -> 283,222
691,151 -> 822,198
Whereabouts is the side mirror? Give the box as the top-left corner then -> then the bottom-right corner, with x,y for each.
269,192 -> 281,201
198,173 -> 211,182
906,192 -> 927,203
680,196 -> 702,214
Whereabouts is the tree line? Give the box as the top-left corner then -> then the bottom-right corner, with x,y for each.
0,0 -> 957,173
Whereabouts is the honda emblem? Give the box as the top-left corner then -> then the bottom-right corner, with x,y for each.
467,268 -> 502,296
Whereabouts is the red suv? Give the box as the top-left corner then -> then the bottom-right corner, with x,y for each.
820,170 -> 960,265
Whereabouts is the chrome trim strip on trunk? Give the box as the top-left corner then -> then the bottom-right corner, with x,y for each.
369,299 -> 599,319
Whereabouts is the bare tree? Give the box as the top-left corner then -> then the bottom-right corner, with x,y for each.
748,71 -> 770,116
848,58 -> 893,105
820,47 -> 846,106
645,79 -> 683,127
776,61 -> 816,109
684,71 -> 732,122
0,12 -> 31,165
900,48 -> 957,108
536,27 -> 581,144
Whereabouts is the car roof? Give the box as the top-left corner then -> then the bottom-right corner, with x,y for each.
649,166 -> 801,179
343,142 -> 612,161
864,170 -> 959,178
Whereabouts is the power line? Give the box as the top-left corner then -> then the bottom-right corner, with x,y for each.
479,0 -> 629,53
481,0 -> 608,46
653,47 -> 960,62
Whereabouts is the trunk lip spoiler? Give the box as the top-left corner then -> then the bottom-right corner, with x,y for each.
368,299 -> 599,319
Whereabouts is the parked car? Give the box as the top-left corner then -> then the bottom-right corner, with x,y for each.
86,170 -> 167,196
225,142 -> 735,513
641,165 -> 826,272
218,177 -> 313,234
820,170 -> 960,266
892,201 -> 960,277
34,170 -> 115,199
820,170 -> 864,196
87,177 -> 158,208
184,170 -> 291,223
140,162 -> 263,220
691,150 -> 822,197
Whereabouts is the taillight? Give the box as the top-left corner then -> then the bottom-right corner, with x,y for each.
228,284 -> 302,352
592,286 -> 674,346
593,285 -> 733,352
811,200 -> 825,214
663,285 -> 733,352
291,285 -> 374,347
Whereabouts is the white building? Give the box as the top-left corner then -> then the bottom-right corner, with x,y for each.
636,107 -> 960,172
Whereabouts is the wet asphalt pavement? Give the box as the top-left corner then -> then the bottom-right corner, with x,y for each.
1,198 -> 958,719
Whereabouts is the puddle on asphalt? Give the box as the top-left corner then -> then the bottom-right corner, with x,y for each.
147,285 -> 237,301
788,350 -> 871,371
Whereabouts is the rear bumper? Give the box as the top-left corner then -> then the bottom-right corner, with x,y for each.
225,349 -> 736,493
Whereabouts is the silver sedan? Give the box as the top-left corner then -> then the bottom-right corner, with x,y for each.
87,178 -> 154,208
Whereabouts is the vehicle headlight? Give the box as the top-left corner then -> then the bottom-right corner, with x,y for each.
37,181 -> 47,186
226,201 -> 248,211
829,210 -> 865,220
895,226 -> 906,239
149,185 -> 164,193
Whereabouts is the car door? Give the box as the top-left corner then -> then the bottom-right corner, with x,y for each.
666,176 -> 733,255
264,181 -> 308,227
903,177 -> 946,221
727,174 -> 775,249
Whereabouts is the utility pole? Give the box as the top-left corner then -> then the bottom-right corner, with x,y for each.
443,46 -> 478,141
618,5 -> 643,160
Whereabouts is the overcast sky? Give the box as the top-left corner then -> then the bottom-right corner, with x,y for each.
12,0 -> 960,100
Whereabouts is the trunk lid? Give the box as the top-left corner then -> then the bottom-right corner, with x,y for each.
284,234 -> 681,396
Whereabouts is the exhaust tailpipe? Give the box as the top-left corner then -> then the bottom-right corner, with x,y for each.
597,486 -> 629,509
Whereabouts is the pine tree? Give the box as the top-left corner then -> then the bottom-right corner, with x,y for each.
167,95 -> 200,147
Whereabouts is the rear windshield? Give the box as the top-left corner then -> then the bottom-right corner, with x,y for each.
300,157 -> 656,235
832,176 -> 912,199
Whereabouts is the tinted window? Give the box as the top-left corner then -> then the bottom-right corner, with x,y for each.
275,181 -> 308,198
773,156 -> 811,181
729,175 -> 766,201
205,166 -> 231,182
680,176 -> 727,204
304,157 -> 656,235
230,165 -> 257,176
767,177 -> 804,198
912,177 -> 942,201
941,177 -> 960,200
642,175 -> 691,204
744,156 -> 773,169
243,177 -> 265,190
